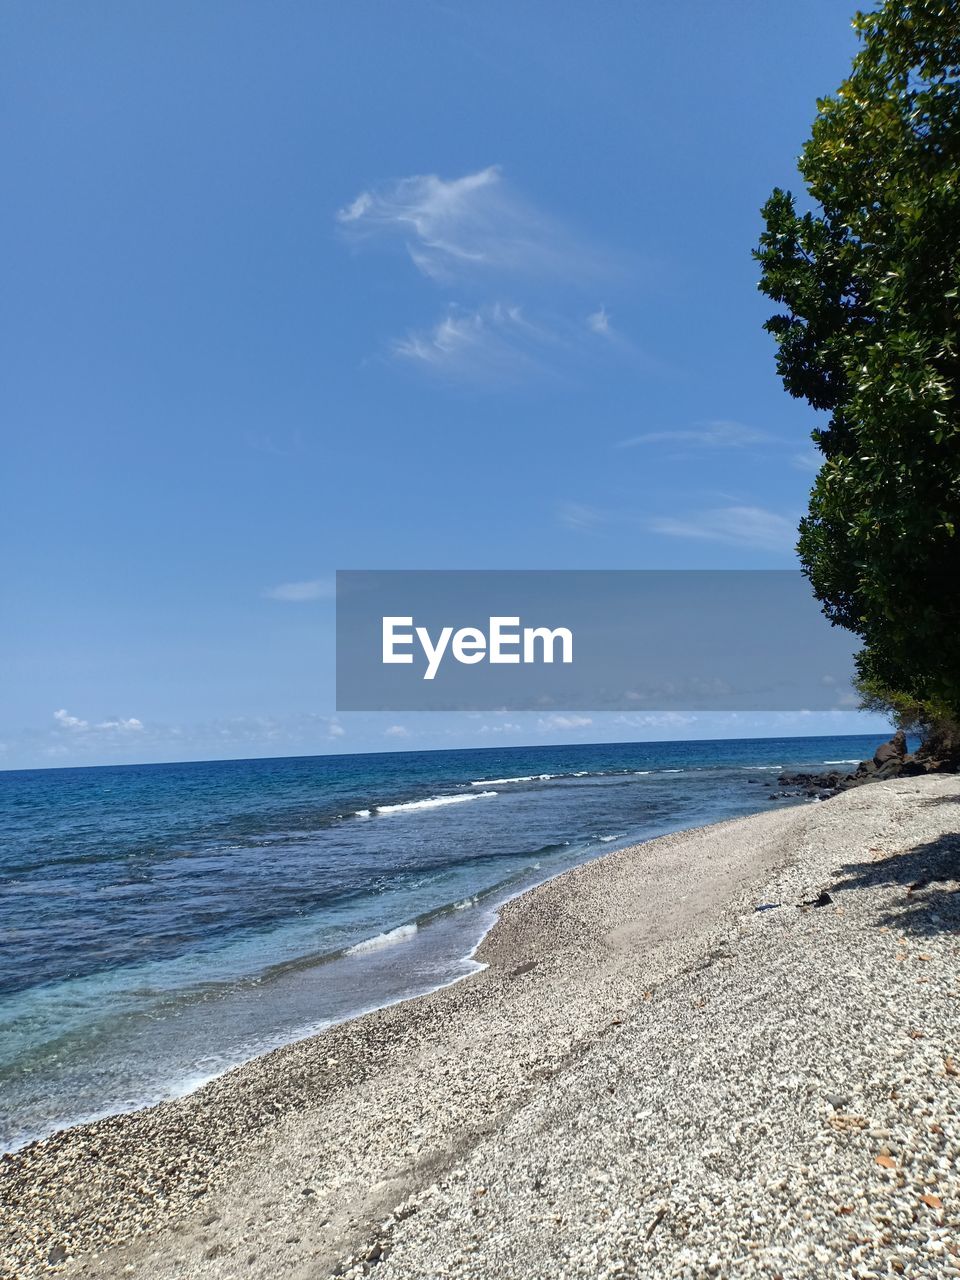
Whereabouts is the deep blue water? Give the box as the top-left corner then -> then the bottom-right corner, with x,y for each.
0,734 -> 880,1149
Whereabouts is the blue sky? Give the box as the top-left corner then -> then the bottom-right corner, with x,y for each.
1,1 -> 892,768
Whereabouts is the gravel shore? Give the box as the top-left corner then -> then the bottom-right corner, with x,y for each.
2,776 -> 958,1279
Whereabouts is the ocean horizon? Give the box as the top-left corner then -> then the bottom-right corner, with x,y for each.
0,732 -> 883,1151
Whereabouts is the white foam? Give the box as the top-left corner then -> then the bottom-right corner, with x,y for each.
470,774 -> 552,786
345,923 -> 418,955
376,791 -> 497,814
168,1067 -> 223,1098
822,759 -> 860,765
597,833 -> 624,843
354,808 -> 371,818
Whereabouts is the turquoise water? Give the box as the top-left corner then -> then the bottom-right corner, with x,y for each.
0,734 -> 877,1149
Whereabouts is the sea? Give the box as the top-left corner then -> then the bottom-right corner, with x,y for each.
0,734 -> 879,1151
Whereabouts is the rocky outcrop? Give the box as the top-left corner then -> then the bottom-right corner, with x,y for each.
872,728 -> 907,768
775,730 -> 956,800
771,771 -> 845,801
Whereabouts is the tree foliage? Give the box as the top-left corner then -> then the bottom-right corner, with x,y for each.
756,0 -> 960,715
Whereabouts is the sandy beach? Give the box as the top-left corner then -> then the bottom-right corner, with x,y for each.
2,775 -> 958,1279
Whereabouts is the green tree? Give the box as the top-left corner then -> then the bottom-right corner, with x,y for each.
756,0 -> 960,719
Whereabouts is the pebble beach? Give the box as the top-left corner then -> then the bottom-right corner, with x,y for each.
2,774 -> 958,1279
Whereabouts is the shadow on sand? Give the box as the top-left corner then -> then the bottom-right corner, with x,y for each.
830,800 -> 960,938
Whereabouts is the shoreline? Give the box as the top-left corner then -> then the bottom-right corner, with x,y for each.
2,776 -> 958,1278
0,735 -> 887,1159
0,783 -> 808,1157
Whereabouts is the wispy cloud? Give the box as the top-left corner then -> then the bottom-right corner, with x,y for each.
264,578 -> 334,602
338,166 -> 632,386
587,305 -> 611,335
95,717 -> 143,731
557,501 -> 606,532
649,505 -> 797,552
791,449 -> 821,473
384,724 -> 410,738
613,712 -> 697,729
537,713 -> 593,731
392,303 -> 554,383
337,165 -> 604,285
618,419 -> 769,449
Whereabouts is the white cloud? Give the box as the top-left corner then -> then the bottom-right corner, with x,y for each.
338,167 -> 632,386
384,724 -> 410,738
619,420 -> 769,449
587,305 -> 611,335
53,708 -> 88,730
557,501 -> 605,531
613,712 -> 697,729
11,711 -> 354,768
392,303 -> 552,383
264,578 -> 334,602
338,191 -> 374,223
791,449 -> 821,473
337,165 -> 603,285
537,713 -> 593,731
54,709 -> 143,733
649,505 -> 797,552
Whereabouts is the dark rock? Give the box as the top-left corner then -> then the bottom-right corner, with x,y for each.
801,889 -> 833,909
47,1245 -> 68,1265
874,759 -> 903,781
775,729 -> 951,798
873,729 -> 908,767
